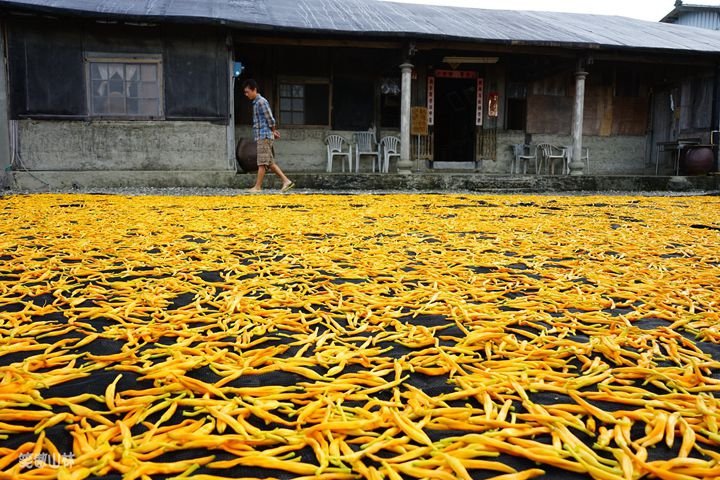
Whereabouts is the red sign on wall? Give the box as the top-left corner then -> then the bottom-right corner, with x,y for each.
488,91 -> 499,118
435,70 -> 478,79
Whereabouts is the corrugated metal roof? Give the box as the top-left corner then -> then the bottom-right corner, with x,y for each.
4,0 -> 720,54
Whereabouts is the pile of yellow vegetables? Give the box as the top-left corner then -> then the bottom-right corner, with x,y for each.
0,193 -> 719,480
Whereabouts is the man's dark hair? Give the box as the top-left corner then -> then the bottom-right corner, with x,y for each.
243,79 -> 258,90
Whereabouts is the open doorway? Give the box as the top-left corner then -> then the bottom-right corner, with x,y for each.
649,86 -> 680,169
434,77 -> 476,162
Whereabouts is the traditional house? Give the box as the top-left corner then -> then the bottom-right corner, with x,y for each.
1,0 -> 720,189
662,1 -> 720,30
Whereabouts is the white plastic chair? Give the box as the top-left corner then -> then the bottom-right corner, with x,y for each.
538,143 -> 567,175
352,132 -> 381,172
565,146 -> 590,174
511,144 -> 537,174
379,136 -> 400,173
325,135 -> 353,172
580,148 -> 590,174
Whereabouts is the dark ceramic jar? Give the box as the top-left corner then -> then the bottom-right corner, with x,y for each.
236,138 -> 259,173
683,147 -> 714,175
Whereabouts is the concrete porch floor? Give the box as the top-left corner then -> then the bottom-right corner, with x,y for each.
6,170 -> 720,193
267,172 -> 720,193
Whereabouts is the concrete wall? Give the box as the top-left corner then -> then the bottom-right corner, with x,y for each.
451,132 -> 649,175
15,120 -> 649,176
247,125 -> 652,176
19,120 -> 230,171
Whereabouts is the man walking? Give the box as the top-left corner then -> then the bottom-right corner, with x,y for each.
243,79 -> 294,193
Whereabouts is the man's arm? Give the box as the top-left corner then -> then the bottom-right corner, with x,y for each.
259,98 -> 276,130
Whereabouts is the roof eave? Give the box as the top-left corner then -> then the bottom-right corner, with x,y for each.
3,0 -> 720,60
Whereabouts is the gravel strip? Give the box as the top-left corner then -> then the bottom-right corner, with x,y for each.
2,186 -> 719,197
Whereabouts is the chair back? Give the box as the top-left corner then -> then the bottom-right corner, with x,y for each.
537,143 -> 553,157
513,143 -> 533,157
353,132 -> 377,152
380,136 -> 400,154
325,135 -> 347,153
537,143 -> 564,158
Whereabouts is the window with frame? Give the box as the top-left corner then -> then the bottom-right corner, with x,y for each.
506,82 -> 527,131
87,55 -> 162,118
279,82 -> 329,126
380,77 -> 401,128
614,68 -> 641,98
332,77 -> 373,130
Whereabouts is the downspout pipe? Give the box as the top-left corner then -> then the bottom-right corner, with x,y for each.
712,61 -> 720,172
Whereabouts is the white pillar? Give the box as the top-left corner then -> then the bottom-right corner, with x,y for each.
569,67 -> 588,176
398,62 -> 414,174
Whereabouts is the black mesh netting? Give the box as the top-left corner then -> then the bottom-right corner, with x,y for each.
1,193 -> 719,479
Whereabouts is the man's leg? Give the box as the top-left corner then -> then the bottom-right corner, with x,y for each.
249,165 -> 266,191
268,163 -> 292,189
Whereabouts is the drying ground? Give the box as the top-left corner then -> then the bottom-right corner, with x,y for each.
1,193 -> 720,480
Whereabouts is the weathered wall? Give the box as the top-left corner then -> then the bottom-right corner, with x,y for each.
236,125 -> 651,176
19,120 -> 229,171
479,133 -> 650,175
